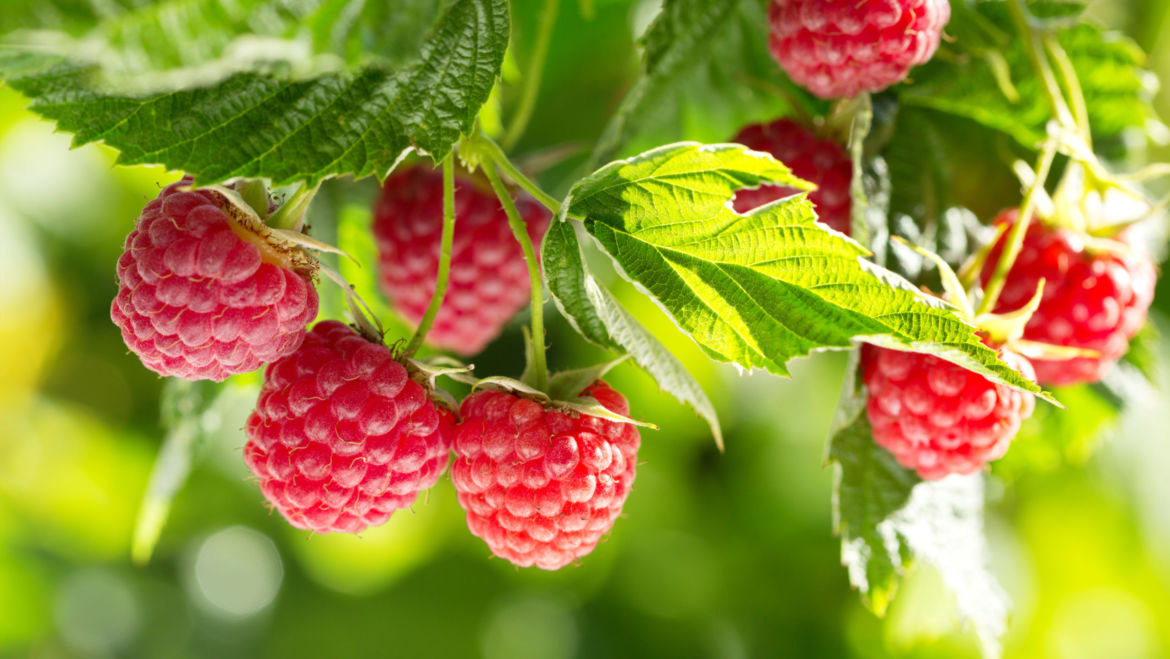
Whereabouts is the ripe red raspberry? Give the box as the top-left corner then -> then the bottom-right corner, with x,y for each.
373,166 -> 550,356
768,0 -> 951,99
980,210 -> 1157,386
732,118 -> 852,235
862,345 -> 1036,480
110,178 -> 319,381
243,320 -> 454,534
451,382 -> 641,570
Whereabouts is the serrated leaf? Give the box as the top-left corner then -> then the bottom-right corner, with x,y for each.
568,142 -> 1046,397
0,0 -> 508,185
543,218 -> 723,447
587,0 -> 818,168
2,0 -> 445,84
829,355 -> 1009,657
902,1 -> 1155,149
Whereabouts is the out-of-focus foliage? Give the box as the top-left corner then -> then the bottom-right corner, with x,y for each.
2,1 -> 1170,658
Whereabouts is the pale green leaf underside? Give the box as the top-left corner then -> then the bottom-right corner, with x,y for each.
543,219 -> 723,447
0,0 -> 507,185
569,143 -> 1043,395
829,376 -> 1009,658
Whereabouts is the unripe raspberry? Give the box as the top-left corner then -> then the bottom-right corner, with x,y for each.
373,166 -> 550,356
243,321 -> 454,534
732,118 -> 852,235
768,0 -> 951,99
451,382 -> 641,570
862,345 -> 1036,480
110,178 -> 318,381
981,209 -> 1157,385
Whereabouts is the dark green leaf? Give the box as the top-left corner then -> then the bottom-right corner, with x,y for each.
0,0 -> 508,185
902,1 -> 1155,149
588,0 -> 817,168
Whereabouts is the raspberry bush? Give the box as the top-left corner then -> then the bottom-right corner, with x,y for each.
3,0 -> 1167,655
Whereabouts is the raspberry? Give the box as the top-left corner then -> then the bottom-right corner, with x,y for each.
110,178 -> 319,381
373,166 -> 550,356
451,382 -> 641,570
768,0 -> 951,99
243,320 -> 454,534
862,345 -> 1036,480
732,118 -> 852,235
980,210 -> 1157,386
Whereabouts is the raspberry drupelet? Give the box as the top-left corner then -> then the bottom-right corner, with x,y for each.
768,0 -> 951,99
244,321 -> 454,534
862,345 -> 1036,480
451,381 -> 641,570
111,178 -> 318,381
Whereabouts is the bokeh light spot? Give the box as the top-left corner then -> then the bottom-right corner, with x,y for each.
187,526 -> 283,619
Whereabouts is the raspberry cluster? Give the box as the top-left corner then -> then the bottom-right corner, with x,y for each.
732,118 -> 853,235
768,0 -> 951,99
373,166 -> 550,356
111,179 -> 318,381
244,321 -> 453,534
862,345 -> 1036,480
451,382 -> 641,570
982,210 -> 1156,385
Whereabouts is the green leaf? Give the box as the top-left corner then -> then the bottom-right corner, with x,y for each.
587,0 -> 817,168
901,1 -> 1155,149
543,218 -> 723,448
0,0 -> 508,185
568,142 -> 1045,396
2,0 -> 445,81
829,355 -> 1009,656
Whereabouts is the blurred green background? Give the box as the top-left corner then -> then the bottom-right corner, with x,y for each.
2,1 -> 1170,657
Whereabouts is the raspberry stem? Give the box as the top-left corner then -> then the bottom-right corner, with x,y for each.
977,137 -> 1059,315
478,133 -> 565,215
483,159 -> 549,392
1006,0 -> 1078,135
405,157 -> 457,356
502,0 -> 559,151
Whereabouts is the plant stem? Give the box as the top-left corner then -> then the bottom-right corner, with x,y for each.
977,138 -> 1060,315
1044,35 -> 1092,147
404,157 -> 457,356
479,133 -> 563,214
502,0 -> 559,151
482,159 -> 548,391
1006,0 -> 1077,132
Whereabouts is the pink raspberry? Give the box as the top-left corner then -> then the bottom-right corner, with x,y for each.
110,178 -> 318,381
373,166 -> 550,356
981,210 -> 1157,386
243,320 -> 454,534
862,345 -> 1036,480
451,381 -> 641,570
768,0 -> 951,99
732,118 -> 853,235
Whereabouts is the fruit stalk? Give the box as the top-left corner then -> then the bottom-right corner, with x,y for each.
404,157 -> 458,356
977,137 -> 1060,315
482,160 -> 549,391
480,134 -> 563,215
1006,0 -> 1078,132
